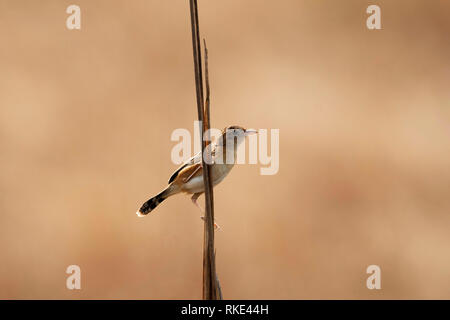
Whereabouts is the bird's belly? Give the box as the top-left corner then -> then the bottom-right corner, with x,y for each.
182,175 -> 205,194
181,164 -> 234,194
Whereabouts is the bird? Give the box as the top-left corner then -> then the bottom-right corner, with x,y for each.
136,125 -> 257,223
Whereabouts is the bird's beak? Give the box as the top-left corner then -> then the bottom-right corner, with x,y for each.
244,129 -> 258,136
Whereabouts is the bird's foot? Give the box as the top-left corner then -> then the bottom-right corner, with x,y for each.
200,216 -> 221,231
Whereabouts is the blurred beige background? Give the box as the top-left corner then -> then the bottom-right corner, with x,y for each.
0,0 -> 449,299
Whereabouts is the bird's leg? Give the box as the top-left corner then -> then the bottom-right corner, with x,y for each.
191,193 -> 220,230
191,193 -> 204,212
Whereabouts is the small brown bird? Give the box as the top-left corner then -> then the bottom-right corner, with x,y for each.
136,126 -> 257,219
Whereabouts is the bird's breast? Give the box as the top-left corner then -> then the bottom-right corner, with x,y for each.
180,163 -> 235,194
211,163 -> 234,185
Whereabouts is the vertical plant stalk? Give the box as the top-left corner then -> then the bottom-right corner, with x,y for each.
189,0 -> 221,300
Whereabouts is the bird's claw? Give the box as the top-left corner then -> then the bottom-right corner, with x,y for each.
200,216 -> 221,231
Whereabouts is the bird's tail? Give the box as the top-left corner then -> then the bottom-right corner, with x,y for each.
136,185 -> 177,217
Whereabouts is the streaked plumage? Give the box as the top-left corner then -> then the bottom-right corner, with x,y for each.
136,126 -> 256,217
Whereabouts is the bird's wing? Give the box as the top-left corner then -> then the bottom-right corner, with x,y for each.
175,162 -> 203,184
168,151 -> 202,184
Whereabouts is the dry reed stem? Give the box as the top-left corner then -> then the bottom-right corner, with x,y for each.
188,0 -> 221,300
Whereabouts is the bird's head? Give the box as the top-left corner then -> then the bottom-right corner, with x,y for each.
219,125 -> 258,148
223,125 -> 257,138
211,126 -> 258,164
